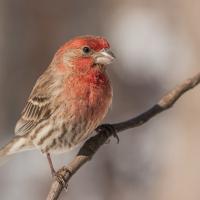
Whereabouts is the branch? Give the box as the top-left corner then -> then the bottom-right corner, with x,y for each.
46,72 -> 200,200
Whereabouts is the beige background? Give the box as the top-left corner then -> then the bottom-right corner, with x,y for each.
0,0 -> 200,199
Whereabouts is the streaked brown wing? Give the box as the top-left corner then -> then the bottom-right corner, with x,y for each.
15,96 -> 51,136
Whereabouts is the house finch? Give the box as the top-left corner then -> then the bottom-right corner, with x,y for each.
0,35 -> 115,175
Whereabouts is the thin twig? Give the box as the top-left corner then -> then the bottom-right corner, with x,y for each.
46,72 -> 200,200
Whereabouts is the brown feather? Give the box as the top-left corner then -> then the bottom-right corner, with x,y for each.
14,67 -> 56,136
15,96 -> 51,136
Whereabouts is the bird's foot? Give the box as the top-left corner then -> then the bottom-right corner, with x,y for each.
96,124 -> 119,143
53,167 -> 72,192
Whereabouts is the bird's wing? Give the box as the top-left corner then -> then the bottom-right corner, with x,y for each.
15,71 -> 54,136
15,96 -> 51,136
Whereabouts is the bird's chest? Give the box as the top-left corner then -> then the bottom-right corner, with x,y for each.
66,82 -> 111,122
62,72 -> 112,122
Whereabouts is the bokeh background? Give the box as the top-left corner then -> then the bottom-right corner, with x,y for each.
0,0 -> 200,199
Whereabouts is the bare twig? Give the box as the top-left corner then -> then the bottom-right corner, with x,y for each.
46,72 -> 200,200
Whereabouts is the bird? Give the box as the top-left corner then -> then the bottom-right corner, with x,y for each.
0,35 -> 115,176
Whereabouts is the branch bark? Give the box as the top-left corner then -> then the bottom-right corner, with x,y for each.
46,72 -> 200,200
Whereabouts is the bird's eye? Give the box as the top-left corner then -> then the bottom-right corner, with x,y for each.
82,46 -> 91,54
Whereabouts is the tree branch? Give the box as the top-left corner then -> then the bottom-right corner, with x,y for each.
46,72 -> 200,200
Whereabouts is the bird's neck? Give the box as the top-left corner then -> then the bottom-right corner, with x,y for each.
63,69 -> 112,104
84,68 -> 109,86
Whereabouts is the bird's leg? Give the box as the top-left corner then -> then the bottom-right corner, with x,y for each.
46,153 -> 71,191
96,124 -> 119,143
46,153 -> 56,176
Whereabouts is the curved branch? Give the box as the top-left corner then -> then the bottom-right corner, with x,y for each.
46,72 -> 200,200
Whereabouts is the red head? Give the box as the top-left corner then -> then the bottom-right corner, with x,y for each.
52,35 -> 115,74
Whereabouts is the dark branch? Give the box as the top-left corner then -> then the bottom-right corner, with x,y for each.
46,72 -> 200,200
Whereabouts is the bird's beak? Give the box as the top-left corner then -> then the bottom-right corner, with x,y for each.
94,49 -> 116,65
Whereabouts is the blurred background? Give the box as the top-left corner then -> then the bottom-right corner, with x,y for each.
0,0 -> 200,199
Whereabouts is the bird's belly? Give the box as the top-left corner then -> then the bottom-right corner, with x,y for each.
32,107 -> 102,154
41,122 -> 97,154
51,121 -> 97,154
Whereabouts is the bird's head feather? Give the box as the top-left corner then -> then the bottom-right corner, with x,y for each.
51,35 -> 115,74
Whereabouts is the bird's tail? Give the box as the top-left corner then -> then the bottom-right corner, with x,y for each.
0,136 -> 33,165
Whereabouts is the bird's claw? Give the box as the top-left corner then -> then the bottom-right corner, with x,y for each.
53,167 -> 72,192
96,124 -> 119,143
55,173 -> 68,191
